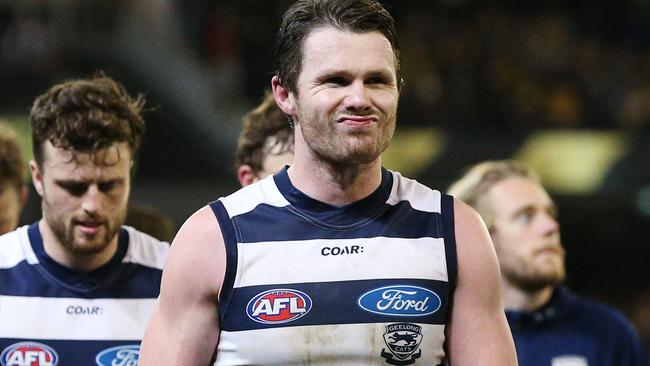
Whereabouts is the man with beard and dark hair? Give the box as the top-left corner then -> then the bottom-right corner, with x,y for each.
0,75 -> 169,364
449,160 -> 648,366
140,0 -> 517,364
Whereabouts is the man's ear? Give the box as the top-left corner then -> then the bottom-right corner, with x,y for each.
272,76 -> 297,117
29,160 -> 44,197
237,165 -> 256,187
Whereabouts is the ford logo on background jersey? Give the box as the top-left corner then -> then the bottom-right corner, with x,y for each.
246,288 -> 312,324
1,342 -> 59,366
358,285 -> 441,316
95,345 -> 139,366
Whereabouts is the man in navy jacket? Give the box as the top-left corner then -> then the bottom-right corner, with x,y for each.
449,160 -> 648,366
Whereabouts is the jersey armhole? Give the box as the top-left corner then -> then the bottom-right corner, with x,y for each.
208,200 -> 238,323
441,194 -> 458,298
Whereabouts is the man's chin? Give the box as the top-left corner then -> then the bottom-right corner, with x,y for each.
510,273 -> 566,292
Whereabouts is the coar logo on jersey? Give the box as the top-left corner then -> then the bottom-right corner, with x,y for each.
357,285 -> 440,316
95,345 -> 140,366
380,323 -> 423,365
0,342 -> 59,366
246,288 -> 312,324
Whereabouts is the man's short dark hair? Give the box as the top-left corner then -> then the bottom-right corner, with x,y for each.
235,91 -> 294,175
275,0 -> 402,93
29,74 -> 146,166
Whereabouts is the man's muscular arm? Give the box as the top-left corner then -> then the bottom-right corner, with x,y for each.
140,206 -> 226,365
446,199 -> 518,365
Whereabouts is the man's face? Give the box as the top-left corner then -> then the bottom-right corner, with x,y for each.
0,184 -> 22,235
486,176 -> 566,292
31,141 -> 131,256
291,26 -> 399,165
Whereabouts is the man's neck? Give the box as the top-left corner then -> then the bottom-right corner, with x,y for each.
501,282 -> 555,312
38,219 -> 119,273
288,157 -> 383,207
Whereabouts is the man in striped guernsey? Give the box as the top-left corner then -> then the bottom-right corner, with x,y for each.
0,75 -> 169,365
140,1 -> 518,365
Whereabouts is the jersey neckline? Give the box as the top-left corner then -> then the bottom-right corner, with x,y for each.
272,166 -> 394,229
27,222 -> 130,292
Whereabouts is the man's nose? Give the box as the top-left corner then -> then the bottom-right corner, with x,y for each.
343,80 -> 372,111
81,185 -> 101,213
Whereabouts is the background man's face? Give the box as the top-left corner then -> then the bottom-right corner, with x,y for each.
487,176 -> 566,291
32,141 -> 132,255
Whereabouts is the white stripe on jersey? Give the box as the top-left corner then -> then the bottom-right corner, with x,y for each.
221,175 -> 290,218
122,225 -> 169,269
234,237 -> 448,288
0,295 -> 155,340
215,323 -> 446,365
387,171 -> 442,213
0,226 -> 38,269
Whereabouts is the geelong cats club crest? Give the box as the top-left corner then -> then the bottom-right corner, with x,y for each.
380,323 -> 423,365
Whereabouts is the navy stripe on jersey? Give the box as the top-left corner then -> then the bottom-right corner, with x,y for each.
441,194 -> 457,294
234,200 -> 444,243
0,262 -> 162,298
221,278 -> 450,332
0,338 -> 140,365
209,200 -> 239,323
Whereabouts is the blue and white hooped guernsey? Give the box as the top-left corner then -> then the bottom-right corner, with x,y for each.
0,223 -> 169,366
210,167 -> 457,365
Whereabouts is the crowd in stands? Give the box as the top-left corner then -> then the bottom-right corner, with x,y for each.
1,1 -> 649,131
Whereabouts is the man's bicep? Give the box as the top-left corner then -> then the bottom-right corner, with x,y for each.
140,206 -> 226,365
446,199 -> 518,366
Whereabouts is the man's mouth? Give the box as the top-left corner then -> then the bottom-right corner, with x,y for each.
75,221 -> 104,235
337,115 -> 377,127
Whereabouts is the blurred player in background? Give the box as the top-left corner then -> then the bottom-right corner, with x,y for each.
0,121 -> 28,235
235,90 -> 294,187
449,160 -> 648,366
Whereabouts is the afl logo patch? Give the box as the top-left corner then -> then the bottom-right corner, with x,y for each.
246,288 -> 312,324
1,342 -> 59,366
95,345 -> 139,366
358,285 -> 441,316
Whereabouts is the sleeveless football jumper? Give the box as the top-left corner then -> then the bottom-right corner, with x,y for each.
0,223 -> 169,365
210,167 -> 457,365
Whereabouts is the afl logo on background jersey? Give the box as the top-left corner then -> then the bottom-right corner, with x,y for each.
358,285 -> 441,316
0,342 -> 59,366
246,288 -> 312,324
95,345 -> 139,366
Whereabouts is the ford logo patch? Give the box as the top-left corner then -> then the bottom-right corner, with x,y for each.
246,288 -> 312,324
357,285 -> 441,316
95,345 -> 139,366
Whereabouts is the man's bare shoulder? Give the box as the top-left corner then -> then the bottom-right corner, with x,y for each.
451,197 -> 483,227
172,205 -> 223,246
163,205 -> 226,295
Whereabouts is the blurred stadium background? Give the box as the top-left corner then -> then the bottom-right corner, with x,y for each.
1,0 -> 649,340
